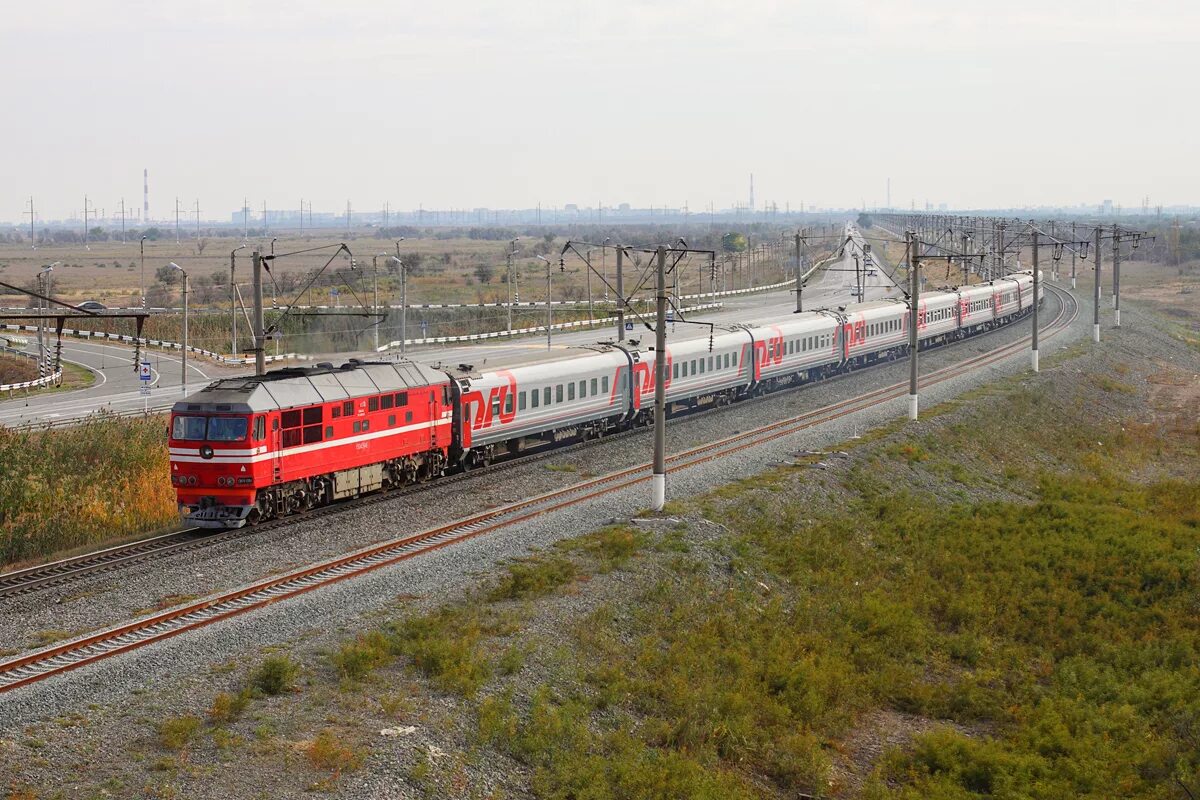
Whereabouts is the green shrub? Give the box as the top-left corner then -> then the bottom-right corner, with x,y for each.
331,631 -> 390,681
251,655 -> 299,696
207,689 -> 251,723
157,715 -> 201,751
306,729 -> 362,774
388,608 -> 490,697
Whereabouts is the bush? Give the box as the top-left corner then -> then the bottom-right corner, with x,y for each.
331,631 -> 390,681
207,689 -> 251,723
306,730 -> 362,775
388,608 -> 490,697
157,715 -> 201,751
251,655 -> 299,696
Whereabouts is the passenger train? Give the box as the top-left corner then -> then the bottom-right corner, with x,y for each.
169,272 -> 1042,528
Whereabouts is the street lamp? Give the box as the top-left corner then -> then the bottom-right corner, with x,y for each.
139,236 -> 148,309
506,238 -> 520,336
229,244 -> 247,355
536,255 -> 554,350
371,252 -> 389,352
601,237 -> 610,301
37,263 -> 58,376
168,263 -> 189,395
394,238 -> 406,354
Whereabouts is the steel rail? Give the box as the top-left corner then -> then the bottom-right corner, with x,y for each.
0,286 -> 1074,600
0,285 -> 1077,693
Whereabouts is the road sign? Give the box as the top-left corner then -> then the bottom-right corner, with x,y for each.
270,330 -> 283,340
139,361 -> 151,381
666,309 -> 675,322
139,385 -> 151,396
624,322 -> 633,331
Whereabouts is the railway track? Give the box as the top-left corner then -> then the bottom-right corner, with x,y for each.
0,287 -> 1075,601
0,285 -> 1078,694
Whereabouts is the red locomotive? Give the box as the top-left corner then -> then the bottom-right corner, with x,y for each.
169,359 -> 454,527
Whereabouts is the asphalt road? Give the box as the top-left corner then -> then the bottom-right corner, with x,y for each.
0,227 -> 899,427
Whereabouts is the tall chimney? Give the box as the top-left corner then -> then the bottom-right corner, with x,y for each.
143,169 -> 149,224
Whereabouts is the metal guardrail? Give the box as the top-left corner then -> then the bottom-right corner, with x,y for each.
0,345 -> 62,393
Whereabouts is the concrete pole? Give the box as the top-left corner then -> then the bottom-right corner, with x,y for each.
546,259 -> 554,350
1031,229 -> 1040,373
401,262 -> 407,355
615,247 -> 625,341
506,248 -> 514,337
1093,227 -> 1102,343
230,249 -> 239,355
1071,222 -> 1077,290
586,249 -> 593,325
1112,225 -> 1121,326
907,232 -> 920,420
794,232 -> 803,313
252,251 -> 265,376
181,272 -> 189,394
372,256 -> 380,352
652,246 -> 667,511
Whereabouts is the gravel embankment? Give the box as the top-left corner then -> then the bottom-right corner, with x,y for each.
0,287 -> 1086,732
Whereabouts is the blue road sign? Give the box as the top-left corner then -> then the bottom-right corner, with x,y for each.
624,322 -> 633,331
139,361 -> 151,381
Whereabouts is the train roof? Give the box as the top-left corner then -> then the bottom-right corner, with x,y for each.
172,358 -> 449,414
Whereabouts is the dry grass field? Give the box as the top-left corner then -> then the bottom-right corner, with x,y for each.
0,229 -> 792,313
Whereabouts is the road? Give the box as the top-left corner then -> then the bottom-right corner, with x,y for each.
0,228 -> 897,427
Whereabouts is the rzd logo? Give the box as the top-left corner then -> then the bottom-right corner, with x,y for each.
753,327 -> 784,380
631,353 -> 672,408
462,370 -> 518,429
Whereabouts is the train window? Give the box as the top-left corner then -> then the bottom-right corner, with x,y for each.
491,396 -> 501,417
368,396 -> 380,412
673,363 -> 679,380
545,387 -> 552,405
326,426 -> 334,438
555,385 -> 563,403
172,415 -> 207,440
579,380 -> 586,398
519,392 -> 527,411
331,407 -> 341,419
343,401 -> 354,416
273,418 -> 280,430
691,360 -> 697,375
505,393 -> 514,414
590,378 -> 597,396
724,353 -> 730,368
681,362 -> 687,377
388,415 -> 396,427
303,407 -> 322,425
281,409 -> 302,429
708,356 -> 714,371
406,411 -> 413,423
395,391 -> 408,407
254,416 -> 266,441
381,394 -> 394,410
353,421 -> 361,433
568,383 -> 575,401
732,352 -> 737,366
208,417 -> 249,442
602,376 -> 609,393
531,390 -> 539,408
282,428 -> 302,447
699,359 -> 705,374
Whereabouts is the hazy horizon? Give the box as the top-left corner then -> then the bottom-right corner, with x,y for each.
3,0 -> 1195,222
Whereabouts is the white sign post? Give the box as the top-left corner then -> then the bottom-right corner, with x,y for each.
139,360 -> 152,410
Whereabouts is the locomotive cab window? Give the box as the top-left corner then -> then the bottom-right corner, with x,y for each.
254,416 -> 266,441
343,401 -> 353,416
381,394 -> 394,410
172,416 -> 207,441
368,396 -> 380,412
394,391 -> 408,407
208,417 -> 248,442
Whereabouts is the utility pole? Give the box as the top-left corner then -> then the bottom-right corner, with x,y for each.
24,197 -> 36,249
194,199 -> 201,239
793,232 -> 804,313
243,198 -> 249,242
175,197 -> 182,243
83,195 -> 92,249
1031,229 -> 1040,373
615,247 -> 626,341
396,239 -> 407,355
1112,225 -> 1121,327
119,198 -> 127,244
300,199 -> 304,235
651,245 -> 668,512
252,251 -> 266,375
1093,227 -> 1102,343
506,239 -> 518,336
907,232 -> 920,421
1070,222 -> 1077,290
230,244 -> 246,354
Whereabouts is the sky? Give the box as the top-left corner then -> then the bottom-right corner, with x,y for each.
2,0 -> 1196,222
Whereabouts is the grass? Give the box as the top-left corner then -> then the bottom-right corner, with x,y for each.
306,729 -> 363,775
0,413 -> 177,569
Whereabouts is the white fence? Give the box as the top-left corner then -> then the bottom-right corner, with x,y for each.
0,345 -> 63,393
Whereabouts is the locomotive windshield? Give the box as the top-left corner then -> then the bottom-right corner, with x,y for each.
172,415 -> 248,442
